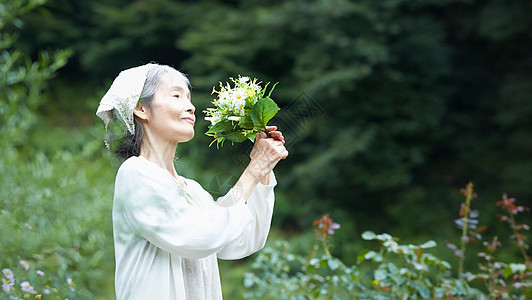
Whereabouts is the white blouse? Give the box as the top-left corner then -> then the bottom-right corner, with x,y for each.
112,156 -> 276,300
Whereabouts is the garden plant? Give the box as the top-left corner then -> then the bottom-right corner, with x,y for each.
243,185 -> 531,299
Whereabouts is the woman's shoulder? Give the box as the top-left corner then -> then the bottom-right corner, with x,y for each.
116,156 -> 163,182
181,176 -> 203,190
117,156 -> 145,175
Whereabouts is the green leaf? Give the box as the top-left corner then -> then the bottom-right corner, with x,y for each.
375,233 -> 393,242
362,250 -> 382,262
505,263 -> 527,277
267,82 -> 279,98
361,231 -> 376,240
364,250 -> 377,260
327,258 -> 340,270
357,249 -> 370,263
250,97 -> 280,129
246,132 -> 257,142
503,266 -> 512,278
320,259 -> 328,268
387,262 -> 398,274
238,115 -> 254,129
419,240 -> 437,249
222,131 -> 249,143
440,260 -> 451,270
309,258 -> 320,266
206,120 -> 235,134
413,281 -> 430,298
374,269 -> 387,281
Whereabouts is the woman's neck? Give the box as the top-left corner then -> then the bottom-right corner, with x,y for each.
139,137 -> 179,180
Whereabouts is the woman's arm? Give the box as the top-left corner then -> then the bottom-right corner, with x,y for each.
214,128 -> 286,259
217,172 -> 277,259
115,159 -> 255,259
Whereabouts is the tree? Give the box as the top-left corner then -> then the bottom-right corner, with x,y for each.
180,0 -> 467,233
0,0 -> 71,143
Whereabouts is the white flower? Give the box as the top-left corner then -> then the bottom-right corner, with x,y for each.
36,270 -> 45,276
211,114 -> 222,125
227,116 -> 241,121
43,289 -> 50,294
67,278 -> 75,291
231,97 -> 246,113
240,76 -> 250,82
218,91 -> 230,105
328,222 -> 341,235
2,278 -> 14,293
19,261 -> 29,271
234,88 -> 246,101
20,281 -> 34,293
2,269 -> 14,280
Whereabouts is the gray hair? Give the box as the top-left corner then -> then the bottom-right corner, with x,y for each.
115,63 -> 190,159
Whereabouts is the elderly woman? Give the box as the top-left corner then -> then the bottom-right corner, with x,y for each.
96,63 -> 288,300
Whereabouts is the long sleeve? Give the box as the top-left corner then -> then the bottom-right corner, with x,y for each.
113,157 -> 277,299
114,157 -> 254,259
216,171 -> 276,260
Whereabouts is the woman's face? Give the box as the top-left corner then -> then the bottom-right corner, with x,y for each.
144,72 -> 195,144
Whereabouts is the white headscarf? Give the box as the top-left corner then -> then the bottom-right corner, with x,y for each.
96,64 -> 152,135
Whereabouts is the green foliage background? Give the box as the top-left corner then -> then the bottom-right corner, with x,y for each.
1,0 -> 531,298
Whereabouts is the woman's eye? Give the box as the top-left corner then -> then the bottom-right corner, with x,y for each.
174,94 -> 180,99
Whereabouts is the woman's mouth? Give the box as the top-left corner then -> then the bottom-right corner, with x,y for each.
182,117 -> 195,125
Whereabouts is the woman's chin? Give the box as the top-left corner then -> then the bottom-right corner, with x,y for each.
177,131 -> 195,143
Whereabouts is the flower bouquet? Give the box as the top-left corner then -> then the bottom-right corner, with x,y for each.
204,76 -> 279,147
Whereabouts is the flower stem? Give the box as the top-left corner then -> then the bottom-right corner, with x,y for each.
322,238 -> 331,256
260,126 -> 273,138
509,212 -> 530,262
458,182 -> 473,276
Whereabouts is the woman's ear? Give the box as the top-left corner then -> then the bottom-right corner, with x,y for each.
133,103 -> 150,121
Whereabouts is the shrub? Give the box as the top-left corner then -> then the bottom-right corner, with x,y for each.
244,186 -> 531,299
1,1 -> 116,299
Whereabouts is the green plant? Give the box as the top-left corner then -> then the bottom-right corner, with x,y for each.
464,194 -> 532,298
244,184 -> 532,299
1,260 -> 76,299
244,214 -> 483,299
359,231 -> 477,299
312,214 -> 340,257
497,194 -> 530,263
243,240 -> 361,300
1,1 -> 116,299
0,0 -> 72,143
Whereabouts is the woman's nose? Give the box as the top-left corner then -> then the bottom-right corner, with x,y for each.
186,102 -> 195,114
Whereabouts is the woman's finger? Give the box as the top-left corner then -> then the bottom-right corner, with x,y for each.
256,131 -> 267,141
268,131 -> 285,144
269,131 -> 281,139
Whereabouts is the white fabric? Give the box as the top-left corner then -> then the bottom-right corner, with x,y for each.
112,156 -> 276,300
96,64 -> 152,134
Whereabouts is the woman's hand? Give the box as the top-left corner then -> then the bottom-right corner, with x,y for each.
235,126 -> 288,201
249,126 -> 288,181
250,126 -> 287,158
